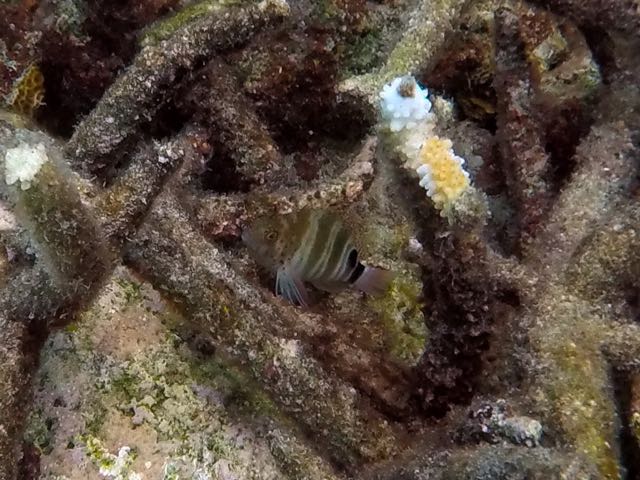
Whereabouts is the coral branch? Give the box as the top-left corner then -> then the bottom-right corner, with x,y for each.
178,59 -> 282,185
1,124 -> 110,289
125,194 -> 399,469
525,122 -> 634,274
67,0 -> 289,176
531,0 -> 640,36
96,128 -> 201,249
566,198 -> 640,302
339,0 -> 473,105
494,6 -> 552,243
528,289 -> 624,479
190,136 -> 377,240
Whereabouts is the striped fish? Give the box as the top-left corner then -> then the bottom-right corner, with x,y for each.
242,208 -> 394,306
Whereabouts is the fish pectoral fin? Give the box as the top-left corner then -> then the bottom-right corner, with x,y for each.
311,279 -> 346,293
276,267 -> 310,307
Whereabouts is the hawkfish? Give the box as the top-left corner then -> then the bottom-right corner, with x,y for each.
242,208 -> 394,307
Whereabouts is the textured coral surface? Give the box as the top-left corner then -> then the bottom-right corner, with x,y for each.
1,0 -> 640,479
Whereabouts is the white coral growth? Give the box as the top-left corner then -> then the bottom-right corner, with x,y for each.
379,75 -> 432,132
378,76 -> 473,215
4,141 -> 48,190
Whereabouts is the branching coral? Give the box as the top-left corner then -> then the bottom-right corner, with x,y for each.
0,0 -> 639,478
66,0 -> 289,177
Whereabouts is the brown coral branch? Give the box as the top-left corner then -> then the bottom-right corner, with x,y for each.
66,0 -> 289,176
189,135 -> 377,240
125,194 -> 401,470
494,6 -> 553,244
0,312 -> 36,480
531,0 -> 640,37
177,58 -> 282,186
96,127 -> 203,249
524,122 -> 635,275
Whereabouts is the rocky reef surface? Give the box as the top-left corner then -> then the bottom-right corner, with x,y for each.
0,0 -> 640,479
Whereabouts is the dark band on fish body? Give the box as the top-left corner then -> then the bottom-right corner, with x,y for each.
348,262 -> 365,283
347,249 -> 358,268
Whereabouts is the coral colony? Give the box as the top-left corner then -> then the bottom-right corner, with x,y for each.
379,75 -> 471,216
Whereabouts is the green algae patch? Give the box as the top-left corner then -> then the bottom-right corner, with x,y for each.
359,219 -> 426,364
188,352 -> 279,419
115,278 -> 144,305
368,274 -> 426,363
342,28 -> 386,76
533,295 -> 621,480
140,0 -> 241,47
24,408 -> 56,455
82,435 -> 140,479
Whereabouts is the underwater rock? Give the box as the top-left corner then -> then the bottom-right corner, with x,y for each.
455,400 -> 543,447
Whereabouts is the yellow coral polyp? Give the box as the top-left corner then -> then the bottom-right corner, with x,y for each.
416,137 -> 469,211
8,65 -> 45,117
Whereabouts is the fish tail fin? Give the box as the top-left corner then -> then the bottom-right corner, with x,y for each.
353,266 -> 395,297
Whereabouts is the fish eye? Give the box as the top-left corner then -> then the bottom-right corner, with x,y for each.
265,230 -> 277,241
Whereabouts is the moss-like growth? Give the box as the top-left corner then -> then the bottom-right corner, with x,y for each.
342,28 -> 386,76
369,275 -> 426,363
140,0 -> 238,47
115,278 -> 144,305
24,408 -> 56,455
532,293 -> 621,480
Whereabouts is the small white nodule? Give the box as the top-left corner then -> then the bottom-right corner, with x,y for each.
4,141 -> 48,190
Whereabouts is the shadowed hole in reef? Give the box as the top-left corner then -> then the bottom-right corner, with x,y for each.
581,26 -> 618,85
611,368 -> 640,480
543,100 -> 595,193
415,237 -> 493,419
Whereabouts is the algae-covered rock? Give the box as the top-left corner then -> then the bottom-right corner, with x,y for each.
28,267 -> 336,479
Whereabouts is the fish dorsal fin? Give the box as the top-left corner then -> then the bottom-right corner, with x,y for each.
276,267 -> 310,307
